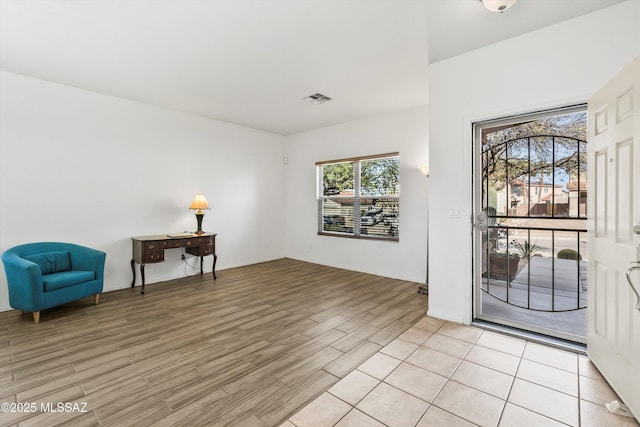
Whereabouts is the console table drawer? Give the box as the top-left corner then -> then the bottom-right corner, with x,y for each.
143,250 -> 164,263
164,239 -> 183,249
186,244 -> 214,257
144,241 -> 164,251
198,236 -> 214,245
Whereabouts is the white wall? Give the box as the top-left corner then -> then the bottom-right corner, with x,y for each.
0,72 -> 287,310
428,1 -> 640,323
285,107 -> 429,283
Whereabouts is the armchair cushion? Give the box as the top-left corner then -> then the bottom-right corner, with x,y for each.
24,251 -> 71,274
43,270 -> 96,292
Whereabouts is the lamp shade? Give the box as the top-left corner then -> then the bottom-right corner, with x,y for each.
481,0 -> 517,13
189,193 -> 209,212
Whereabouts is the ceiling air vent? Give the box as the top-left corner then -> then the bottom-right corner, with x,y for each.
303,92 -> 332,104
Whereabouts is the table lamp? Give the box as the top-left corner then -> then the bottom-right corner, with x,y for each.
189,193 -> 210,234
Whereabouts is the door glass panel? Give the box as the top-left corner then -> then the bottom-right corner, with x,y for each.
475,107 -> 588,343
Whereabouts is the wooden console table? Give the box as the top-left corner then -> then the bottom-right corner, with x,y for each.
130,232 -> 217,294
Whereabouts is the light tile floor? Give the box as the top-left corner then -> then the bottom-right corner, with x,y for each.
282,316 -> 639,427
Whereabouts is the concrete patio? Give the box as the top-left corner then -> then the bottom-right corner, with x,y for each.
481,257 -> 587,340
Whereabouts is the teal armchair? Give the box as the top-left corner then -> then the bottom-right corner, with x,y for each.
2,242 -> 106,323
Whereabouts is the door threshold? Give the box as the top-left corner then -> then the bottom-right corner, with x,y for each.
472,319 -> 587,355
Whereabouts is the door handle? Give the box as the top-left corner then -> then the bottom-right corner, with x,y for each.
626,263 -> 640,312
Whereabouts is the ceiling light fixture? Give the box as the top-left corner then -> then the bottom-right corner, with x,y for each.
480,0 -> 518,13
303,92 -> 332,104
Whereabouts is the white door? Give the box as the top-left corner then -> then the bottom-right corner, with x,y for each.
587,56 -> 640,420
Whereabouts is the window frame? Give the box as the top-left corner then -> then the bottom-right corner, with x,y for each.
316,152 -> 399,241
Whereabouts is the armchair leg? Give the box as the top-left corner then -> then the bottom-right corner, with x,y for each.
94,294 -> 100,305
32,312 -> 40,324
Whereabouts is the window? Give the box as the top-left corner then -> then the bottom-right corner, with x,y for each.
317,153 -> 399,240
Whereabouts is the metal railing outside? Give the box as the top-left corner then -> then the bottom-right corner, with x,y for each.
483,224 -> 587,312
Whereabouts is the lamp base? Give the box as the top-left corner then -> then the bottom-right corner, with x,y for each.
195,212 -> 204,234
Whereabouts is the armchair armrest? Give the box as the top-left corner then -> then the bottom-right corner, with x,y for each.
68,245 -> 107,281
1,252 -> 46,310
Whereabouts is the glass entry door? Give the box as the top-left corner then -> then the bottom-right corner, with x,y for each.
473,106 -> 588,343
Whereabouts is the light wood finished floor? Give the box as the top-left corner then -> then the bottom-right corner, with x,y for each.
0,258 -> 428,426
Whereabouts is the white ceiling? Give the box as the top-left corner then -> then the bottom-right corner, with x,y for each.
0,0 -> 627,135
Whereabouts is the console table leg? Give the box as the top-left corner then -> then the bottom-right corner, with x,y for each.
200,256 -> 204,276
213,254 -> 217,280
140,264 -> 146,294
130,259 -> 136,287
